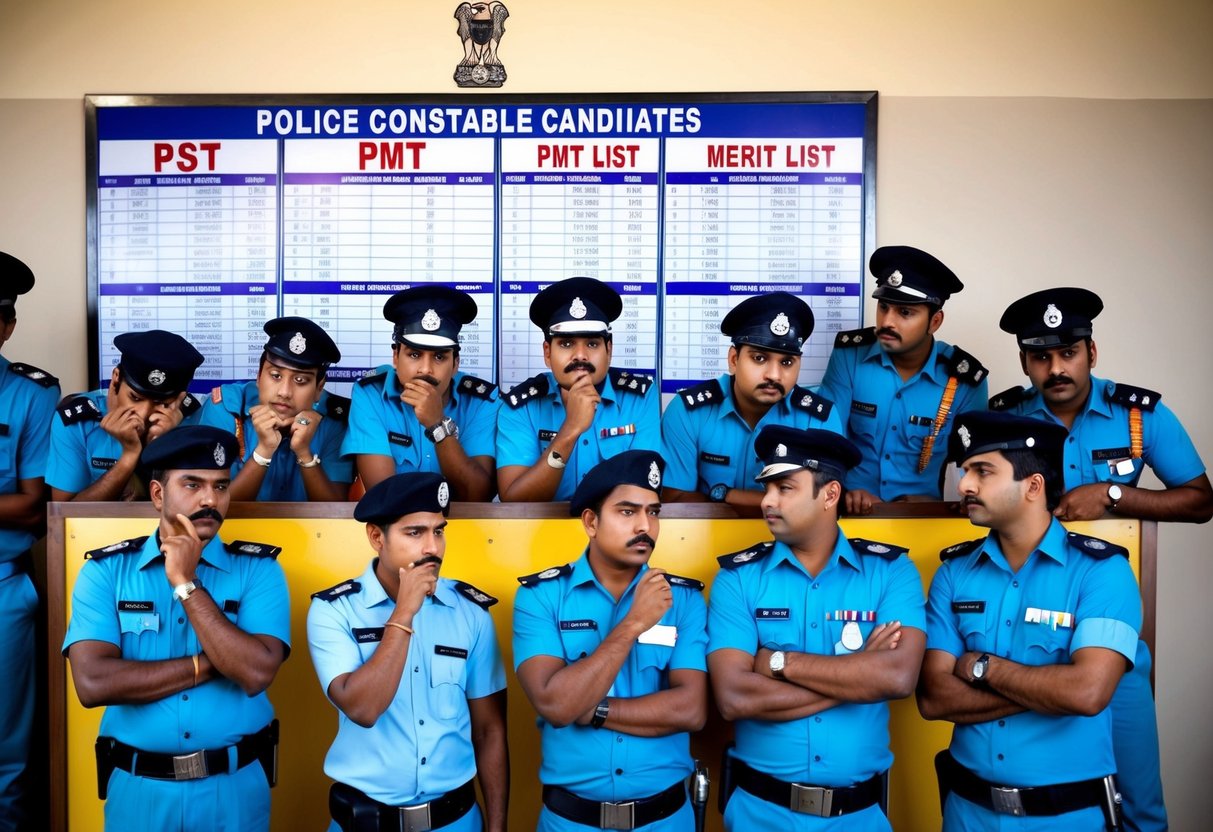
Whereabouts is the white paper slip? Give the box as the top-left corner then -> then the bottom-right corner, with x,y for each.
637,624 -> 678,646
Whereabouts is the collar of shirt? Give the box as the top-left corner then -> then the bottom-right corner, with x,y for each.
565,549 -> 648,601
978,517 -> 1071,572
357,558 -> 457,610
764,526 -> 864,579
864,336 -> 950,385
138,532 -> 232,573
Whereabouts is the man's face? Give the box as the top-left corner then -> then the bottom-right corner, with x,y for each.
544,335 -> 612,389
257,356 -> 323,418
584,484 -> 661,571
109,368 -> 184,430
369,511 -> 448,575
874,301 -> 941,356
759,469 -> 836,545
151,469 -> 230,542
393,345 -> 460,395
957,451 -> 1031,531
729,345 -> 801,411
1020,340 -> 1097,410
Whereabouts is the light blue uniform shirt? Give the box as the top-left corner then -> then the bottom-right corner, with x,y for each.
513,554 -> 707,803
341,367 -> 499,474
661,373 -> 843,496
926,520 -> 1140,830
993,375 -> 1205,490
497,370 -> 661,502
63,533 -> 290,751
820,333 -> 988,499
196,381 -> 353,501
46,387 -> 203,495
708,532 -> 925,789
307,562 -> 505,807
0,356 -> 58,558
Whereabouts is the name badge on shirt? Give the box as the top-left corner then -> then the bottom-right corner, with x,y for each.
1025,608 -> 1074,630
700,452 -> 730,466
952,601 -> 986,614
560,619 -> 598,631
388,432 -> 412,447
538,429 -> 557,442
352,627 -> 385,643
851,401 -> 877,417
637,623 -> 677,646
117,600 -> 154,612
435,645 -> 469,659
91,457 -> 117,470
755,608 -> 790,620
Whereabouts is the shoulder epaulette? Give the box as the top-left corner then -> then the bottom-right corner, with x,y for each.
457,374 -> 498,401
311,579 -> 361,602
833,327 -> 876,348
609,368 -> 653,396
226,540 -> 282,559
504,374 -> 550,409
848,537 -> 908,560
179,393 -> 200,417
1108,383 -> 1161,412
8,362 -> 58,388
357,369 -> 388,388
324,394 -> 351,423
717,541 -> 775,570
790,386 -> 834,422
56,394 -> 102,425
517,562 -> 572,587
454,580 -> 498,609
946,347 -> 988,386
663,573 -> 705,591
939,538 -> 984,562
85,536 -> 149,560
989,385 -> 1032,412
1066,532 -> 1129,560
675,378 -> 724,410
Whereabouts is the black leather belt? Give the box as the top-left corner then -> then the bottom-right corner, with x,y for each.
542,780 -> 686,830
329,779 -> 476,832
937,749 -> 1113,817
733,758 -> 883,818
104,721 -> 274,781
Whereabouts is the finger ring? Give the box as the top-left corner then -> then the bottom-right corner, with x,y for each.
296,417 -> 311,426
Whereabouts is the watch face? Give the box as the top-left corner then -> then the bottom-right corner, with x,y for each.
710,484 -> 728,502
973,658 -> 987,679
770,651 -> 785,675
1108,484 -> 1123,501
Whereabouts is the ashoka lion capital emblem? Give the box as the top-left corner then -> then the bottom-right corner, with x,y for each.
454,2 -> 508,87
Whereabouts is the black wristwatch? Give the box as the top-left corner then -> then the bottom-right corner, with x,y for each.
972,653 -> 991,685
590,698 -> 610,728
709,483 -> 729,503
424,416 -> 459,444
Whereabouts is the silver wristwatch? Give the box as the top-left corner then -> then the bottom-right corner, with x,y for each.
769,650 -> 787,679
425,416 -> 459,444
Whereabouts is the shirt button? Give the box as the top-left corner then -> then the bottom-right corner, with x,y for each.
177,617 -> 185,624
1005,620 -> 1012,626
582,439 -> 589,446
421,757 -> 427,765
579,652 -> 588,659
998,720 -> 1005,727
997,753 -> 1004,760
814,755 -> 821,762
419,719 -> 425,725
615,768 -> 623,775
414,666 -> 420,673
891,426 -> 897,432
182,694 -> 188,701
616,737 -> 623,743
815,717 -> 822,723
811,622 -> 817,629
1069,464 -> 1077,469
895,393 -> 902,399
884,454 -> 890,460
1012,581 -> 1019,588
184,732 -> 191,739
812,583 -> 819,589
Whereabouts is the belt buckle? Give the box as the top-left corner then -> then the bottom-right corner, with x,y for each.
171,750 -> 209,781
599,800 -> 635,830
991,786 -> 1025,816
791,784 -> 834,817
397,802 -> 432,832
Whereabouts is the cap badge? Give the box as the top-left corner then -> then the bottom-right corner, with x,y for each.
437,481 -> 450,508
887,270 -> 904,288
1043,304 -> 1063,329
213,443 -> 226,467
569,297 -> 587,319
775,443 -> 788,458
958,425 -> 972,450
422,309 -> 442,331
289,332 -> 307,354
647,461 -> 661,489
770,312 -> 791,336
147,369 -> 166,387
1025,436 -> 1036,448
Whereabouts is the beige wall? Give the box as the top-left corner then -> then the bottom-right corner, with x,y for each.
3,0 -> 1211,825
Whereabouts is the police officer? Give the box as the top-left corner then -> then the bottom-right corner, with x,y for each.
917,411 -> 1140,831
513,450 -> 707,830
497,278 -> 660,502
661,292 -> 843,508
342,286 -> 499,501
308,472 -> 508,832
48,329 -> 205,501
198,316 -> 353,501
820,245 -> 989,513
707,426 -> 925,831
0,252 -> 59,829
991,288 -> 1212,831
63,425 -> 290,832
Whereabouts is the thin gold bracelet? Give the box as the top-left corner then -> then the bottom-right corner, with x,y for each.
384,621 -> 414,636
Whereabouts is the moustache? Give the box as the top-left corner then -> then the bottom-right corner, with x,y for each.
876,328 -> 901,341
188,508 -> 224,524
961,497 -> 983,508
412,554 -> 442,568
757,381 -> 786,395
414,375 -> 440,387
1044,375 -> 1073,389
564,361 -> 596,375
626,534 -> 656,549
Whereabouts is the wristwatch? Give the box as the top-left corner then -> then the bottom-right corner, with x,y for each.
972,653 -> 990,684
590,698 -> 610,728
769,650 -> 787,679
173,578 -> 201,603
424,417 -> 459,444
546,449 -> 567,470
709,483 -> 729,503
1107,484 -> 1123,512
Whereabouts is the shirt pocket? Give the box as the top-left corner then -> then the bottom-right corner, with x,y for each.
1090,449 -> 1143,485
847,403 -> 879,440
756,618 -> 796,651
429,652 -> 469,720
956,611 -> 992,654
1022,626 -> 1072,666
118,611 -> 161,659
558,629 -> 601,663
